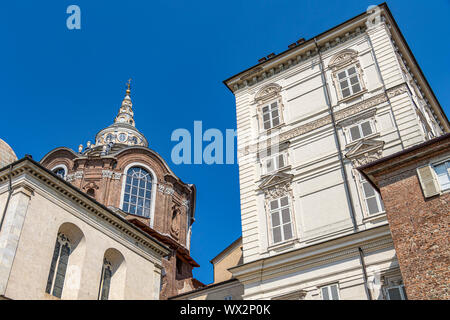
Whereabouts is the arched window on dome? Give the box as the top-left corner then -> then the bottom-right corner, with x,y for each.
122,167 -> 153,218
53,168 -> 66,179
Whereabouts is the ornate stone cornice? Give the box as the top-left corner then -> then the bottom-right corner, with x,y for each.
0,158 -> 170,259
231,25 -> 367,92
238,84 -> 408,157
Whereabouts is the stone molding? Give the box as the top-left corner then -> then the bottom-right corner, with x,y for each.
0,160 -> 170,259
231,25 -> 368,91
238,84 -> 407,157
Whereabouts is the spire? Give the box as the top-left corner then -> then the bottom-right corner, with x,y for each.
114,78 -> 135,127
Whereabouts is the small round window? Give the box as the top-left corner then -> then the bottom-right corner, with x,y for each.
118,133 -> 127,142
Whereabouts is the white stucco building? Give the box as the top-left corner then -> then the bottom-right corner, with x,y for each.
223,3 -> 449,300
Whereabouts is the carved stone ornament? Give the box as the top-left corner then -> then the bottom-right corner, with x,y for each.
170,204 -> 181,239
264,182 -> 291,201
239,84 -> 408,157
112,173 -> 122,180
346,139 -> 384,167
83,181 -> 99,191
259,172 -> 293,190
102,170 -> 113,178
328,49 -> 358,70
164,187 -> 174,195
254,83 -> 282,103
74,171 -> 83,179
182,199 -> 190,208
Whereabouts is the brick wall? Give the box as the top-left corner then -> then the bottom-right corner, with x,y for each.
361,137 -> 450,300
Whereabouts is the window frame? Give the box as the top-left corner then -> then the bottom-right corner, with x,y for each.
46,233 -> 71,298
336,65 -> 363,99
346,119 -> 376,144
119,162 -> 158,227
432,159 -> 450,192
254,85 -> 285,134
268,195 -> 295,245
359,173 -> 385,216
319,283 -> 340,300
261,100 -> 282,131
99,258 -> 113,300
262,152 -> 288,175
385,284 -> 407,300
51,164 -> 68,180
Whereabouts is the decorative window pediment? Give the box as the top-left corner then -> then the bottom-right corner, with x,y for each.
254,83 -> 282,103
259,172 -> 293,190
346,139 -> 384,167
346,139 -> 384,159
328,49 -> 358,70
254,83 -> 285,132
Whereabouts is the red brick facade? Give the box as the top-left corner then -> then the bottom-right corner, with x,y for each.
360,134 -> 450,300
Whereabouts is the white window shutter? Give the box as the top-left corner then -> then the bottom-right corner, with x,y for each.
416,165 -> 440,198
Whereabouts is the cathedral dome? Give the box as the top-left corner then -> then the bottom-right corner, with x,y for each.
0,138 -> 17,169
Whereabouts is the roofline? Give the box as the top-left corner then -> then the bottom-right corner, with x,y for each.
221,2 -> 449,129
168,278 -> 239,299
210,236 -> 242,265
222,3 -> 379,90
0,156 -> 171,257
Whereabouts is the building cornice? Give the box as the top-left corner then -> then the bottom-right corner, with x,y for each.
229,225 -> 392,284
224,2 -> 449,132
0,157 -> 171,260
240,84 -> 406,157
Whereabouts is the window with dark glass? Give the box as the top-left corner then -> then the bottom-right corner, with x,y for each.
99,259 -> 112,300
269,196 -> 293,244
262,102 -> 280,130
349,120 -> 373,142
53,168 -> 66,179
338,66 -> 362,98
360,174 -> 385,215
46,233 -> 71,298
386,285 -> 407,300
321,284 -> 340,300
434,160 -> 450,191
122,167 -> 152,218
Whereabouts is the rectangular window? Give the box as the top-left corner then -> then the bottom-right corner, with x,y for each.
348,120 -> 373,142
224,295 -> 233,300
386,285 -> 407,300
360,175 -> 385,215
337,66 -> 362,99
262,102 -> 280,130
433,161 -> 450,191
269,196 -> 293,244
264,153 -> 286,174
320,284 -> 340,300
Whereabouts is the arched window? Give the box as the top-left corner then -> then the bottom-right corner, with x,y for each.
99,258 -> 113,300
98,248 -> 126,300
53,167 -> 66,179
122,167 -> 152,218
46,233 -> 71,298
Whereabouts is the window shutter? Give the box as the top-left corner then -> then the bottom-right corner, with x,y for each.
417,165 -> 440,198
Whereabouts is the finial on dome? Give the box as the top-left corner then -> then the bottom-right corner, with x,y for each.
126,78 -> 132,96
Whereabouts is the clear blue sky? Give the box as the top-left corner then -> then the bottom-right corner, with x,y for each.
1,0 -> 449,284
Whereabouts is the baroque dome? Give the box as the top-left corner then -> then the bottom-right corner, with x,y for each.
0,138 -> 18,169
